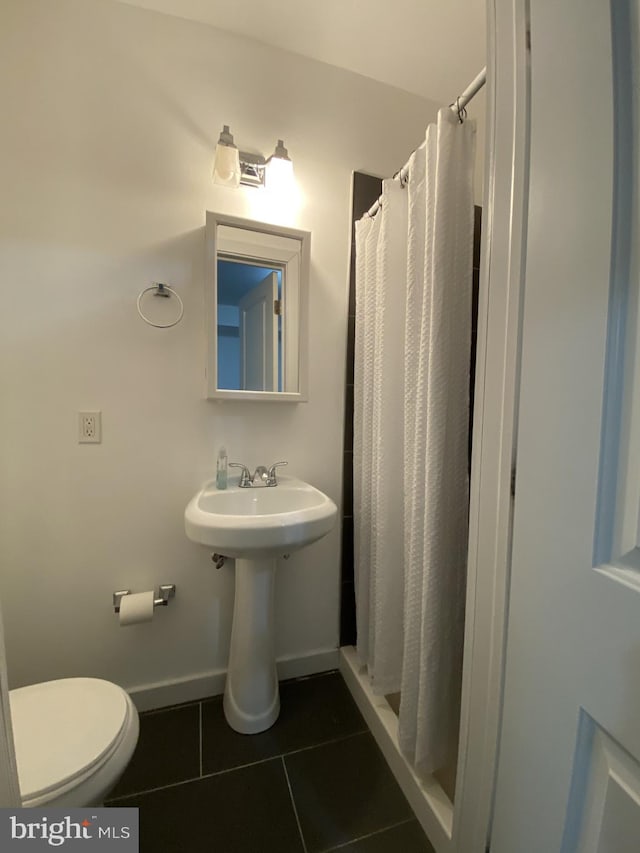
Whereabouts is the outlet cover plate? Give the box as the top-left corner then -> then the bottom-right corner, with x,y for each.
78,411 -> 102,444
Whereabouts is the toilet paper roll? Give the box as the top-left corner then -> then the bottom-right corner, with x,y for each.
119,591 -> 155,626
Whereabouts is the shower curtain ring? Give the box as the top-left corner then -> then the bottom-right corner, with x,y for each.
454,97 -> 467,124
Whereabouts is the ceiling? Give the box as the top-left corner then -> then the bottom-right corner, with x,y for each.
116,0 -> 486,106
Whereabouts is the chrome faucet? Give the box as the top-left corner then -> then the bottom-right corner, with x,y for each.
229,461 -> 288,487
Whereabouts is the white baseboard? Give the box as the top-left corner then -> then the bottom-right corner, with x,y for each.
128,648 -> 340,712
339,646 -> 454,853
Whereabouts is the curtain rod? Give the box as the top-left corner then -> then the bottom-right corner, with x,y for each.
365,66 -> 486,218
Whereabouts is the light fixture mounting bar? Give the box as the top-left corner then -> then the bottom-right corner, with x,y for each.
239,151 -> 266,187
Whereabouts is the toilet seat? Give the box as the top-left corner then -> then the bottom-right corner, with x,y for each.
10,677 -> 137,807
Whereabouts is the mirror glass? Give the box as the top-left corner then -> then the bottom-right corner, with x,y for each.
206,212 -> 310,401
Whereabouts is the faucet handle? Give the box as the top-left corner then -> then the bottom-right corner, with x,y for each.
229,462 -> 252,488
266,461 -> 288,486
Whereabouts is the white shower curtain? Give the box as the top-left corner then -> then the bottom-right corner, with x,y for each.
354,108 -> 475,776
354,180 -> 407,695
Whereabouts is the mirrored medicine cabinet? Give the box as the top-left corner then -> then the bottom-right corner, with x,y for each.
205,212 -> 310,402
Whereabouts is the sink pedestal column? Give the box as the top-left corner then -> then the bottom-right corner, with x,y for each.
223,557 -> 280,734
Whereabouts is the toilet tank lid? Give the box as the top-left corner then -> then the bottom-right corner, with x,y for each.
10,677 -> 130,800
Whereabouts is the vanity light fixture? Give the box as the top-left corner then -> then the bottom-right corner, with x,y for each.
213,125 -> 294,190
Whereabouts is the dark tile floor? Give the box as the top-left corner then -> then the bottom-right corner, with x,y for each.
108,671 -> 434,853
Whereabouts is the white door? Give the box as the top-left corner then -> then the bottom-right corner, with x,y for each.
238,272 -> 279,392
491,1 -> 640,851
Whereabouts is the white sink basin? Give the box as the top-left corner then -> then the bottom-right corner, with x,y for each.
184,475 -> 338,558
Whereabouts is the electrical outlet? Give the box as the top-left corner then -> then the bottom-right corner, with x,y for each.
78,411 -> 102,444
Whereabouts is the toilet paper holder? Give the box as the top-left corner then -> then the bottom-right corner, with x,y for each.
112,585 -> 176,614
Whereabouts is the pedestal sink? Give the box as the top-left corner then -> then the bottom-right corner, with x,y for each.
184,475 -> 337,734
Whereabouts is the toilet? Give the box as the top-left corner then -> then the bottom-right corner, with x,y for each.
9,677 -> 139,807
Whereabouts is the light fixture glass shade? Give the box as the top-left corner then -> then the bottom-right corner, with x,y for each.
265,139 -> 294,192
213,125 -> 240,187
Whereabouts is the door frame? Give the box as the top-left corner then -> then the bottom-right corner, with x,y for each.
0,604 -> 21,806
453,0 -> 530,849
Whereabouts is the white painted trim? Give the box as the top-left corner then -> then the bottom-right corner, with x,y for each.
275,649 -> 340,681
128,648 -> 339,712
453,1 -> 530,851
0,605 -> 20,807
340,647 -> 453,853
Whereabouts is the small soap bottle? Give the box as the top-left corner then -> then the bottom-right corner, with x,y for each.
216,447 -> 228,490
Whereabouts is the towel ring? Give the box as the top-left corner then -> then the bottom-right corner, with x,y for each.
137,283 -> 184,328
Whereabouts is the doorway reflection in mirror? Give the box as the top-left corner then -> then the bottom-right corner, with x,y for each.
217,259 -> 283,392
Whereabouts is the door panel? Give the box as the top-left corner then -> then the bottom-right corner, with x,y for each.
238,272 -> 278,391
565,715 -> 640,853
491,0 -> 640,850
594,0 -> 640,573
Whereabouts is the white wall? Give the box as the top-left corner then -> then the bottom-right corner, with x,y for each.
0,0 -> 453,704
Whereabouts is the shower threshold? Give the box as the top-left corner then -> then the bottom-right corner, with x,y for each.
339,646 -> 454,853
